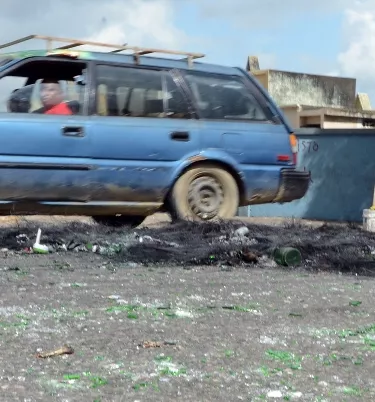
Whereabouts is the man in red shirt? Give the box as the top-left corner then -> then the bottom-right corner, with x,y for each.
40,79 -> 72,115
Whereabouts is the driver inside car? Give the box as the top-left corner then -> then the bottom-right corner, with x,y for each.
38,79 -> 72,115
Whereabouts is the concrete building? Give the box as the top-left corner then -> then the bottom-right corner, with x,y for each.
247,56 -> 375,129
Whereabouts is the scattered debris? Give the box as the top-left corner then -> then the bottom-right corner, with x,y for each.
139,340 -> 177,349
241,250 -> 259,264
139,341 -> 163,349
233,226 -> 250,238
107,295 -> 122,300
289,312 -> 304,318
0,220 -> 374,275
32,228 -> 49,254
163,340 -> 178,346
267,390 -> 283,398
16,234 -> 29,245
36,345 -> 74,358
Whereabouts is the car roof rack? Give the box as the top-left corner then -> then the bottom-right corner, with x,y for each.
0,34 -> 205,67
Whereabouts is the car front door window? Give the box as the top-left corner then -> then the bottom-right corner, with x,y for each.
0,59 -> 87,115
0,58 -> 93,202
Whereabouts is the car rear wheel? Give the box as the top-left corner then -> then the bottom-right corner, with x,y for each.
169,164 -> 239,221
92,215 -> 145,228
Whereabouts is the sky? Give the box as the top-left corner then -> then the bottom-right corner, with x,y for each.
0,0 -> 374,103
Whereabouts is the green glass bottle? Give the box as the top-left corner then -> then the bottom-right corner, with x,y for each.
273,247 -> 301,267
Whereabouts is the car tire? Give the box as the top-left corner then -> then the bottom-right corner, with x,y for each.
169,164 -> 239,222
92,215 -> 145,228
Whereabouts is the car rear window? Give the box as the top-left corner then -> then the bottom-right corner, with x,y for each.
184,72 -> 268,121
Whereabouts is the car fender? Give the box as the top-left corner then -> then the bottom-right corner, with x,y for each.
167,149 -> 246,194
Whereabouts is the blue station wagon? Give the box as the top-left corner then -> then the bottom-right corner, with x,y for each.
0,34 -> 310,227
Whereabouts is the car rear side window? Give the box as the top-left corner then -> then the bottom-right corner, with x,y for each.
184,73 -> 268,122
95,65 -> 190,119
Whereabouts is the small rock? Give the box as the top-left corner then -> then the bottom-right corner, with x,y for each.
318,381 -> 328,387
267,390 -> 282,398
259,335 -> 277,345
291,392 -> 302,399
108,295 -> 121,300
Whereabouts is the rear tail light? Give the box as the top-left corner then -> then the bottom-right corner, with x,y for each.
289,133 -> 298,165
277,155 -> 290,162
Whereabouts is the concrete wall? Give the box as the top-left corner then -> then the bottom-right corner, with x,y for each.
267,71 -> 356,108
322,116 -> 364,129
280,107 -> 370,129
280,107 -> 302,128
253,71 -> 269,90
238,129 -> 375,222
300,115 -> 321,127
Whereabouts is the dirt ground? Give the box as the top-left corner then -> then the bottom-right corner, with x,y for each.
0,215 -> 374,402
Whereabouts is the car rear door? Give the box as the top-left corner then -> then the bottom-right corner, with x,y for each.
88,64 -> 201,203
179,70 -> 294,202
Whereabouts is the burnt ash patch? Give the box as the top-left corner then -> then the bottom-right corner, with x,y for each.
1,220 -> 375,276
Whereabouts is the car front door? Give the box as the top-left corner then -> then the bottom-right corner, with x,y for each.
0,57 -> 93,202
88,64 -> 201,203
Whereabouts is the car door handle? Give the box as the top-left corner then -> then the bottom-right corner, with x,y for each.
170,131 -> 189,141
62,126 -> 85,137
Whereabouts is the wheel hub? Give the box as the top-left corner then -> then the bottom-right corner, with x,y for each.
187,176 -> 224,219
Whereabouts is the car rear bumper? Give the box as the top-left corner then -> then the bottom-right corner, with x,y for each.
273,168 -> 310,203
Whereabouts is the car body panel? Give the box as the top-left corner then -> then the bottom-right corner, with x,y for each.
196,120 -> 294,203
0,47 -> 310,216
0,113 -> 93,201
88,116 -> 201,202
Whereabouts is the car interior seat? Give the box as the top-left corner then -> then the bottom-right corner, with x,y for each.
144,99 -> 165,117
8,88 -> 31,113
66,100 -> 80,114
106,93 -> 119,116
166,96 -> 189,118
